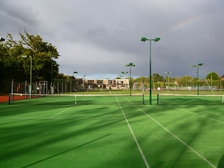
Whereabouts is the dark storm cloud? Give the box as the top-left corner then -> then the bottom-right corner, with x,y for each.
0,0 -> 223,79
0,0 -> 38,33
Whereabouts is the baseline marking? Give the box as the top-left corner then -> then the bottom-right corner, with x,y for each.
125,98 -> 216,168
116,97 -> 150,168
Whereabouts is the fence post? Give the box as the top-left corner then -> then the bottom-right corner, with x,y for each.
11,79 -> 14,94
157,93 -> 159,105
142,93 -> 145,105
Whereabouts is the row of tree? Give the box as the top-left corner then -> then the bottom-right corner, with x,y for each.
0,31 -> 73,93
0,31 -> 61,82
133,72 -> 221,84
132,72 -> 223,89
1,31 -> 223,93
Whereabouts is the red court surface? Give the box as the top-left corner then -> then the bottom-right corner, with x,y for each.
0,95 -> 8,103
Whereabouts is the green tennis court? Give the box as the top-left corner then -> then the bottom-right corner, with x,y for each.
1,94 -> 224,168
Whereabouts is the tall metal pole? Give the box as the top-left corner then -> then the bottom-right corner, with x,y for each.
149,40 -> 152,105
165,72 -> 173,91
197,66 -> 199,95
168,75 -> 170,91
129,66 -> 132,96
141,37 -> 160,105
51,63 -> 53,94
125,63 -> 135,96
191,63 -> 203,95
29,56 -> 32,98
21,55 -> 32,98
73,71 -> 78,92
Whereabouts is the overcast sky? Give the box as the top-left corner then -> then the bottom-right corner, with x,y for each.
1,0 -> 223,79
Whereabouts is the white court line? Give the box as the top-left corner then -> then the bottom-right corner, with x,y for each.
175,107 -> 224,124
116,97 -> 150,168
49,107 -> 72,118
125,98 -> 216,168
0,116 -> 39,119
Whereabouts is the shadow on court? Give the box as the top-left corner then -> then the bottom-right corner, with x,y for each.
22,134 -> 111,168
217,155 -> 224,168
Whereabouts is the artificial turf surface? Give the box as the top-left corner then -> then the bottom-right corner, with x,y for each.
0,95 -> 224,168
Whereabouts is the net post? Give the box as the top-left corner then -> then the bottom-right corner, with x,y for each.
157,92 -> 159,105
8,93 -> 11,105
11,79 -> 14,96
142,93 -> 145,105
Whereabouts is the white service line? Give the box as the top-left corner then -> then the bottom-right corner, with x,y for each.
178,108 -> 224,124
125,98 -> 216,168
116,97 -> 150,168
49,107 -> 72,119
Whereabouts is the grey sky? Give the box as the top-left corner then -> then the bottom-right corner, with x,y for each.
1,0 -> 223,79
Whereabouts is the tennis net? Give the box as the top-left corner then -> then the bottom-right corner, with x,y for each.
8,93 -> 144,106
157,93 -> 224,105
8,93 -> 45,105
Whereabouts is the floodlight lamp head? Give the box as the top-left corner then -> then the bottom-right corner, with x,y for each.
127,62 -> 135,67
0,37 -> 5,42
165,71 -> 173,74
130,62 -> 135,66
52,61 -> 57,65
154,37 -> 160,42
198,63 -> 203,66
73,71 -> 78,74
141,37 -> 148,42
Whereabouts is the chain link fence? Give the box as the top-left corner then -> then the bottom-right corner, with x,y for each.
1,79 -> 223,94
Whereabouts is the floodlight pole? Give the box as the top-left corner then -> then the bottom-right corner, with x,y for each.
30,56 -> 32,98
121,71 -> 128,90
165,72 -> 173,91
141,37 -> 160,105
22,55 -> 32,98
191,63 -> 203,95
51,62 -> 58,94
125,63 -> 135,96
83,75 -> 86,87
73,71 -> 78,92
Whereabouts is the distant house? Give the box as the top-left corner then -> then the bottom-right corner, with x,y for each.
76,78 -> 130,90
221,75 -> 224,80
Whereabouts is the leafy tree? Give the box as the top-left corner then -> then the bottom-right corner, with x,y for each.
1,31 -> 59,82
56,73 -> 70,79
180,76 -> 192,86
135,76 -> 147,83
0,31 -> 60,93
152,73 -> 163,82
206,72 -> 220,80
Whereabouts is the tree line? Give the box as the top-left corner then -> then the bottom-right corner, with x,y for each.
119,72 -> 223,89
0,31 -> 73,93
1,31 -> 223,93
